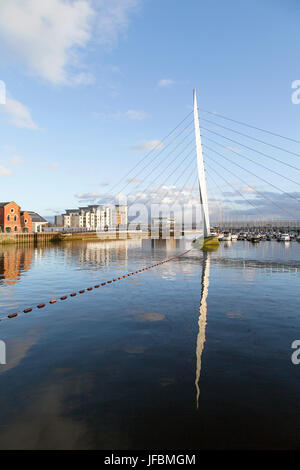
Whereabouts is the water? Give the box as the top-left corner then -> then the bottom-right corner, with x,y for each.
0,238 -> 299,449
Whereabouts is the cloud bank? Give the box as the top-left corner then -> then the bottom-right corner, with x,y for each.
0,0 -> 139,85
2,96 -> 38,129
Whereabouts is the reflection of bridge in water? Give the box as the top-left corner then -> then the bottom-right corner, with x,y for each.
195,251 -> 210,409
193,242 -> 300,409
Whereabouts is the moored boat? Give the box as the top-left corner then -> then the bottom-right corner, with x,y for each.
279,233 -> 290,242
251,235 -> 260,243
222,231 -> 232,241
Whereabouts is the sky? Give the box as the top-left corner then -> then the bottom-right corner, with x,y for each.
0,0 -> 300,221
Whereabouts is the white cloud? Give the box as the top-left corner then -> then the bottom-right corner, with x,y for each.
125,185 -> 201,209
75,192 -> 105,200
9,155 -> 23,166
100,179 -> 110,187
48,162 -> 59,171
94,109 -> 149,121
133,140 -> 164,151
0,0 -> 139,85
157,79 -> 175,88
126,110 -> 149,120
71,72 -> 95,85
2,97 -> 38,129
127,177 -> 142,183
0,166 -> 13,176
95,0 -> 139,46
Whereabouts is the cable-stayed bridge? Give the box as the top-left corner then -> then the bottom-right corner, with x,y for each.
97,89 -> 300,236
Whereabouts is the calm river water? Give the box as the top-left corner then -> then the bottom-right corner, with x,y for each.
0,237 -> 299,449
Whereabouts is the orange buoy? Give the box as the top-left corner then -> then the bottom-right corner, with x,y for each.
87,287 -> 93,291
49,299 -> 57,304
79,290 -> 85,294
60,296 -> 67,300
24,308 -> 32,313
8,313 -> 18,318
70,293 -> 76,297
107,280 -> 112,284
101,282 -> 106,286
94,285 -> 100,288
37,303 -> 46,309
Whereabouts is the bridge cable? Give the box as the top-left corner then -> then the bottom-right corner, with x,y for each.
105,111 -> 194,197
128,149 -> 196,208
200,126 -> 300,172
202,140 -> 300,188
205,165 -> 267,219
105,117 -> 195,199
204,153 -> 296,219
124,131 -> 195,198
198,108 -> 300,145
199,117 -> 300,159
206,170 -> 250,222
203,146 -> 300,205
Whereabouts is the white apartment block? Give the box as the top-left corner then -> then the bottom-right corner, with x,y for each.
58,205 -> 128,231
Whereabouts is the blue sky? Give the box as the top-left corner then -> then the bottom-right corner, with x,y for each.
0,0 -> 299,219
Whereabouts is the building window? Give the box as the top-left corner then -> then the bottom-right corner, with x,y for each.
23,228 -> 28,233
5,227 -> 11,233
24,219 -> 28,224
7,215 -> 10,221
10,208 -> 14,213
14,226 -> 18,232
14,215 -> 17,221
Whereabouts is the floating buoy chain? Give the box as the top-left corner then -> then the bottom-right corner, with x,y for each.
2,250 -> 191,321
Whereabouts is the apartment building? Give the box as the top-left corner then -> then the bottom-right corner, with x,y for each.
115,205 -> 128,227
56,204 -> 128,231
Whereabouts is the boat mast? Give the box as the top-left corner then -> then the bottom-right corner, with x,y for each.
193,89 -> 210,237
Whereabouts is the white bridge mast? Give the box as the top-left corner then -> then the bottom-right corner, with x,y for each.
193,89 -> 210,237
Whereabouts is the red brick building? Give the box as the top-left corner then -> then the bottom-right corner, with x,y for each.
0,202 -> 32,233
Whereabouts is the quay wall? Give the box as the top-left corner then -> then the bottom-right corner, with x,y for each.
0,231 -> 149,245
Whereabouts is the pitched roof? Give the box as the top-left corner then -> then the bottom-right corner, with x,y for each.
0,201 -> 20,208
25,211 -> 48,223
